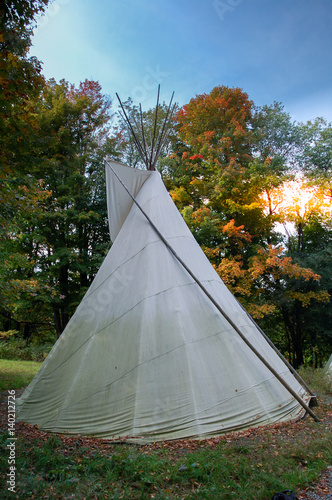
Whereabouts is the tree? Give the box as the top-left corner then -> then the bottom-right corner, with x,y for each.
0,0 -> 50,338
298,217 -> 332,364
215,243 -> 329,367
298,118 -> 332,200
1,1 -> 48,28
176,86 -> 253,165
0,0 -> 49,224
249,102 -> 300,225
0,78 -> 116,340
165,89 -> 330,366
281,191 -> 332,366
33,79 -> 115,337
167,86 -> 271,263
250,174 -> 332,366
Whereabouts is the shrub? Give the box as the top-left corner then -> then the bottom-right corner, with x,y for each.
0,335 -> 53,362
297,365 -> 332,396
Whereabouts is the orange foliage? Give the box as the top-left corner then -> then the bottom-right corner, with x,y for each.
189,154 -> 204,160
176,85 -> 253,166
202,246 -> 220,261
248,246 -> 330,308
214,245 -> 330,320
222,219 -> 252,244
249,246 -> 322,283
216,257 -> 247,290
191,206 -> 211,224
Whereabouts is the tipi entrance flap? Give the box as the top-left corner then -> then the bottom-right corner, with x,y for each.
106,160 -> 152,242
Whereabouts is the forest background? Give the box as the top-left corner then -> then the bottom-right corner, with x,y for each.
1,0 -> 331,369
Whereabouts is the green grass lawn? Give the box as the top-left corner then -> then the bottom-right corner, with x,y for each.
0,359 -> 42,390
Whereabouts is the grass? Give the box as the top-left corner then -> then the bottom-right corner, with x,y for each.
298,365 -> 332,395
0,359 -> 42,390
0,365 -> 331,499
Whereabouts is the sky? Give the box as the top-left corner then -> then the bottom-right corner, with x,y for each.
30,0 -> 332,123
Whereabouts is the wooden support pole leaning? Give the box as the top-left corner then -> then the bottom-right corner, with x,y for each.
116,88 -> 176,171
149,84 -> 160,169
106,160 -> 320,423
151,91 -> 176,171
116,93 -> 149,167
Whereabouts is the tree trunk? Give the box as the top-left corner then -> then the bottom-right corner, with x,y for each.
293,301 -> 304,368
281,303 -> 305,368
281,307 -> 295,365
53,308 -> 62,339
22,323 -> 32,343
297,222 -> 304,252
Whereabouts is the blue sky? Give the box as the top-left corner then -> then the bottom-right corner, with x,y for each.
31,0 -> 332,122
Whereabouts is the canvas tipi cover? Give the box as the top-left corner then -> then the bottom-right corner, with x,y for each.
17,160 -> 311,442
325,354 -> 332,376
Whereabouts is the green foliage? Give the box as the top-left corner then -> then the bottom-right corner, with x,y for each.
24,79 -> 113,335
276,208 -> 332,366
298,117 -> 332,196
297,365 -> 332,396
249,102 -> 300,229
0,337 -> 52,362
0,0 -> 53,341
0,1 -> 48,30
252,101 -> 301,165
0,77 -> 115,339
0,0 -> 48,229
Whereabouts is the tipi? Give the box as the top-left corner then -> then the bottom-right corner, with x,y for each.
325,354 -> 332,376
17,90 -> 317,442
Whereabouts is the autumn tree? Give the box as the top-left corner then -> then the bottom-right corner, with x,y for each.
217,244 -> 329,367
0,0 -> 50,338
165,88 -> 330,366
229,173 -> 332,366
167,86 -> 272,267
0,0 -> 48,230
0,78 -> 115,340
169,85 -> 253,205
